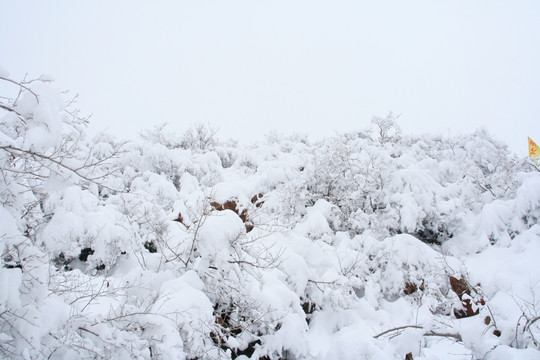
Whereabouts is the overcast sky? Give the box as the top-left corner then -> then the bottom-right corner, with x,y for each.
1,1 -> 539,154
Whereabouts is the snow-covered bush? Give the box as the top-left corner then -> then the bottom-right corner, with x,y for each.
0,74 -> 125,358
1,73 -> 539,359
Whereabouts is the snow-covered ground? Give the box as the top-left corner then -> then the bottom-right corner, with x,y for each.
1,76 -> 539,359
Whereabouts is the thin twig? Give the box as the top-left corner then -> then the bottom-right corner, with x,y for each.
0,76 -> 40,103
0,103 -> 27,123
525,315 -> 540,332
1,145 -> 122,191
374,325 -> 462,342
78,327 -> 100,338
374,325 -> 422,339
424,331 -> 462,341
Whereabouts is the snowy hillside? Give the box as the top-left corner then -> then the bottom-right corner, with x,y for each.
1,76 -> 540,360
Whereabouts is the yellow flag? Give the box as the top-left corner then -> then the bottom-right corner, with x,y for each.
529,137 -> 540,161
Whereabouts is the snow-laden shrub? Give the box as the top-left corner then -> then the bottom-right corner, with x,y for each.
0,75 -> 124,358
2,73 -> 539,359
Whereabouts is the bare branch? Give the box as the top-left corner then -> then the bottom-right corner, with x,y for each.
424,331 -> 462,342
0,103 -> 27,123
525,315 -> 540,333
374,325 -> 462,342
374,325 -> 422,339
0,76 -> 40,103
1,144 -> 123,191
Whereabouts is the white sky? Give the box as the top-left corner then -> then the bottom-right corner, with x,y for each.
1,1 -> 539,155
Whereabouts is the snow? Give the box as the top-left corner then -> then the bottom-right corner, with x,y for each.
0,268 -> 22,309
1,76 -> 539,359
198,210 -> 245,262
21,82 -> 64,152
485,346 -> 540,360
294,199 -> 334,238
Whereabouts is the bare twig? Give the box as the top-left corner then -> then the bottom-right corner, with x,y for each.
0,76 -> 40,103
374,325 -> 462,342
374,325 -> 423,339
0,103 -> 27,123
424,331 -> 462,341
524,315 -> 540,332
1,144 -> 123,191
78,327 -> 100,338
